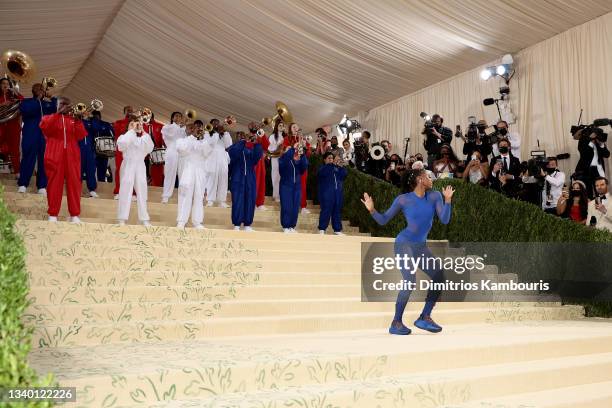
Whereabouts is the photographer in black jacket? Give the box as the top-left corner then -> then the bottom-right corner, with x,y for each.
573,123 -> 610,199
422,114 -> 452,168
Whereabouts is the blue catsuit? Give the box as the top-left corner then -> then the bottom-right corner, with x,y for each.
372,191 -> 451,321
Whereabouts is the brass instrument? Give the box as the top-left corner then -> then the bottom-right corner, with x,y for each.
72,99 -> 103,119
204,123 -> 214,132
141,107 -> 152,123
224,115 -> 236,127
261,101 -> 293,129
261,116 -> 273,128
184,109 -> 197,122
42,77 -> 57,92
1,50 -> 36,123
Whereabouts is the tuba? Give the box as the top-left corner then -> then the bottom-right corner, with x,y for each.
1,50 -> 36,123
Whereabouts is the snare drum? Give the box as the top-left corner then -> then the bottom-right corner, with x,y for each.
95,136 -> 116,158
150,147 -> 166,165
0,158 -> 12,174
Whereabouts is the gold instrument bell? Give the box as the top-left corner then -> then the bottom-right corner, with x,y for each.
1,50 -> 36,123
204,123 -> 214,132
261,101 -> 293,129
184,109 -> 197,122
42,77 -> 57,91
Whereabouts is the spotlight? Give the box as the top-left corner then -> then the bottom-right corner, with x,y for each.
346,120 -> 352,127
419,112 -> 431,121
496,65 -> 506,76
480,68 -> 493,80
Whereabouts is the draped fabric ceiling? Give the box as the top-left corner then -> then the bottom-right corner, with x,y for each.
2,0 -> 612,131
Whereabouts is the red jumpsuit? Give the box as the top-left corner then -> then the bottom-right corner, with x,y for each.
283,135 -> 310,208
146,120 -> 164,187
40,113 -> 87,217
112,116 -> 130,194
0,90 -> 24,174
254,132 -> 269,207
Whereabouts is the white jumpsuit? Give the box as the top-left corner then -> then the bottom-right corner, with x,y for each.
204,131 -> 232,203
117,130 -> 154,222
161,123 -> 186,200
176,134 -> 212,226
268,133 -> 284,200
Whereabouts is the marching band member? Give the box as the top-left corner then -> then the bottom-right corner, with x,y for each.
175,122 -> 211,229
268,120 -> 285,202
248,122 -> 269,211
0,77 -> 24,174
39,96 -> 87,223
112,106 -> 134,199
161,111 -> 186,203
17,82 -> 57,194
145,112 -> 164,187
279,143 -> 308,233
116,119 -> 154,226
317,152 -> 347,235
283,123 -> 311,213
204,119 -> 232,207
80,111 -> 101,198
228,131 -> 263,231
86,111 -> 115,183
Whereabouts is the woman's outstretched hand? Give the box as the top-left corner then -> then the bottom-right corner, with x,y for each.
442,185 -> 455,203
361,192 -> 375,213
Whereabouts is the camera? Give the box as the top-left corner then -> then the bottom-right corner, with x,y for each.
571,118 -> 609,143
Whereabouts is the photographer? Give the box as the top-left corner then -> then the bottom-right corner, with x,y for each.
492,120 -> 521,160
354,130 -> 371,172
385,154 -> 405,187
539,157 -> 566,215
586,177 -> 611,231
574,125 -> 610,199
460,119 -> 492,163
489,138 -> 521,198
422,114 -> 452,167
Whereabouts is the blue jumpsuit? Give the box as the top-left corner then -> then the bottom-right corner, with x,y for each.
83,118 -> 114,182
228,140 -> 263,227
18,97 -> 57,189
317,163 -> 347,232
79,119 -> 99,192
279,147 -> 309,229
372,191 -> 451,321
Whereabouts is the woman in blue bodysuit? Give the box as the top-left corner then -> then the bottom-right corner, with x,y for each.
361,168 -> 454,335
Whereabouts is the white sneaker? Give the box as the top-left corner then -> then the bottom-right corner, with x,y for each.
301,208 -> 311,214
256,205 -> 267,211
48,216 -> 58,223
176,222 -> 185,229
219,202 -> 229,208
70,216 -> 81,224
118,220 -> 126,226
114,194 -> 119,200
334,231 -> 345,236
161,197 -> 169,204
319,230 -> 325,235
17,186 -> 26,193
234,226 -> 241,231
89,191 -> 98,198
206,201 -> 214,207
37,188 -> 46,196
290,228 -> 298,234
283,228 -> 291,233
142,220 -> 151,227
274,197 -> 281,202
244,226 -> 254,232
194,224 -> 204,230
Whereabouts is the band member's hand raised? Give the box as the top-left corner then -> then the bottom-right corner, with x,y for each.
442,185 -> 455,203
361,192 -> 375,213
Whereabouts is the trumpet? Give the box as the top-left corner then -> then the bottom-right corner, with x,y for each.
141,107 -> 152,123
71,98 -> 103,118
224,115 -> 236,127
204,122 -> 213,132
184,109 -> 197,122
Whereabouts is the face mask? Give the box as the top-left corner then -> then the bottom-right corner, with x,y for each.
416,156 -> 423,161
499,128 -> 508,136
499,146 -> 509,154
546,167 -> 556,174
571,190 -> 581,196
331,143 -> 338,148
442,152 -> 449,156
477,126 -> 486,133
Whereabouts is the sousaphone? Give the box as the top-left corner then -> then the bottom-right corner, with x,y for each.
0,50 -> 36,123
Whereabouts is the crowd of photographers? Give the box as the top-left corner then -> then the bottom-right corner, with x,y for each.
318,114 -> 610,232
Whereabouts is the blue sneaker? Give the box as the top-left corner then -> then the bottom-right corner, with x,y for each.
389,320 -> 411,335
414,315 -> 442,333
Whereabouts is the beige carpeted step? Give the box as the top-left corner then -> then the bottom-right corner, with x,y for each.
27,321 -> 612,408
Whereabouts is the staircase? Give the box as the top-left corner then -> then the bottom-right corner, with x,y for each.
2,175 -> 612,408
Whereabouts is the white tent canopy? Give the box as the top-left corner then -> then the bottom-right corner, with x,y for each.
2,0 -> 611,129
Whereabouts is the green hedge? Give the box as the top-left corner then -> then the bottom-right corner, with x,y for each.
0,186 -> 55,407
305,154 -> 612,317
